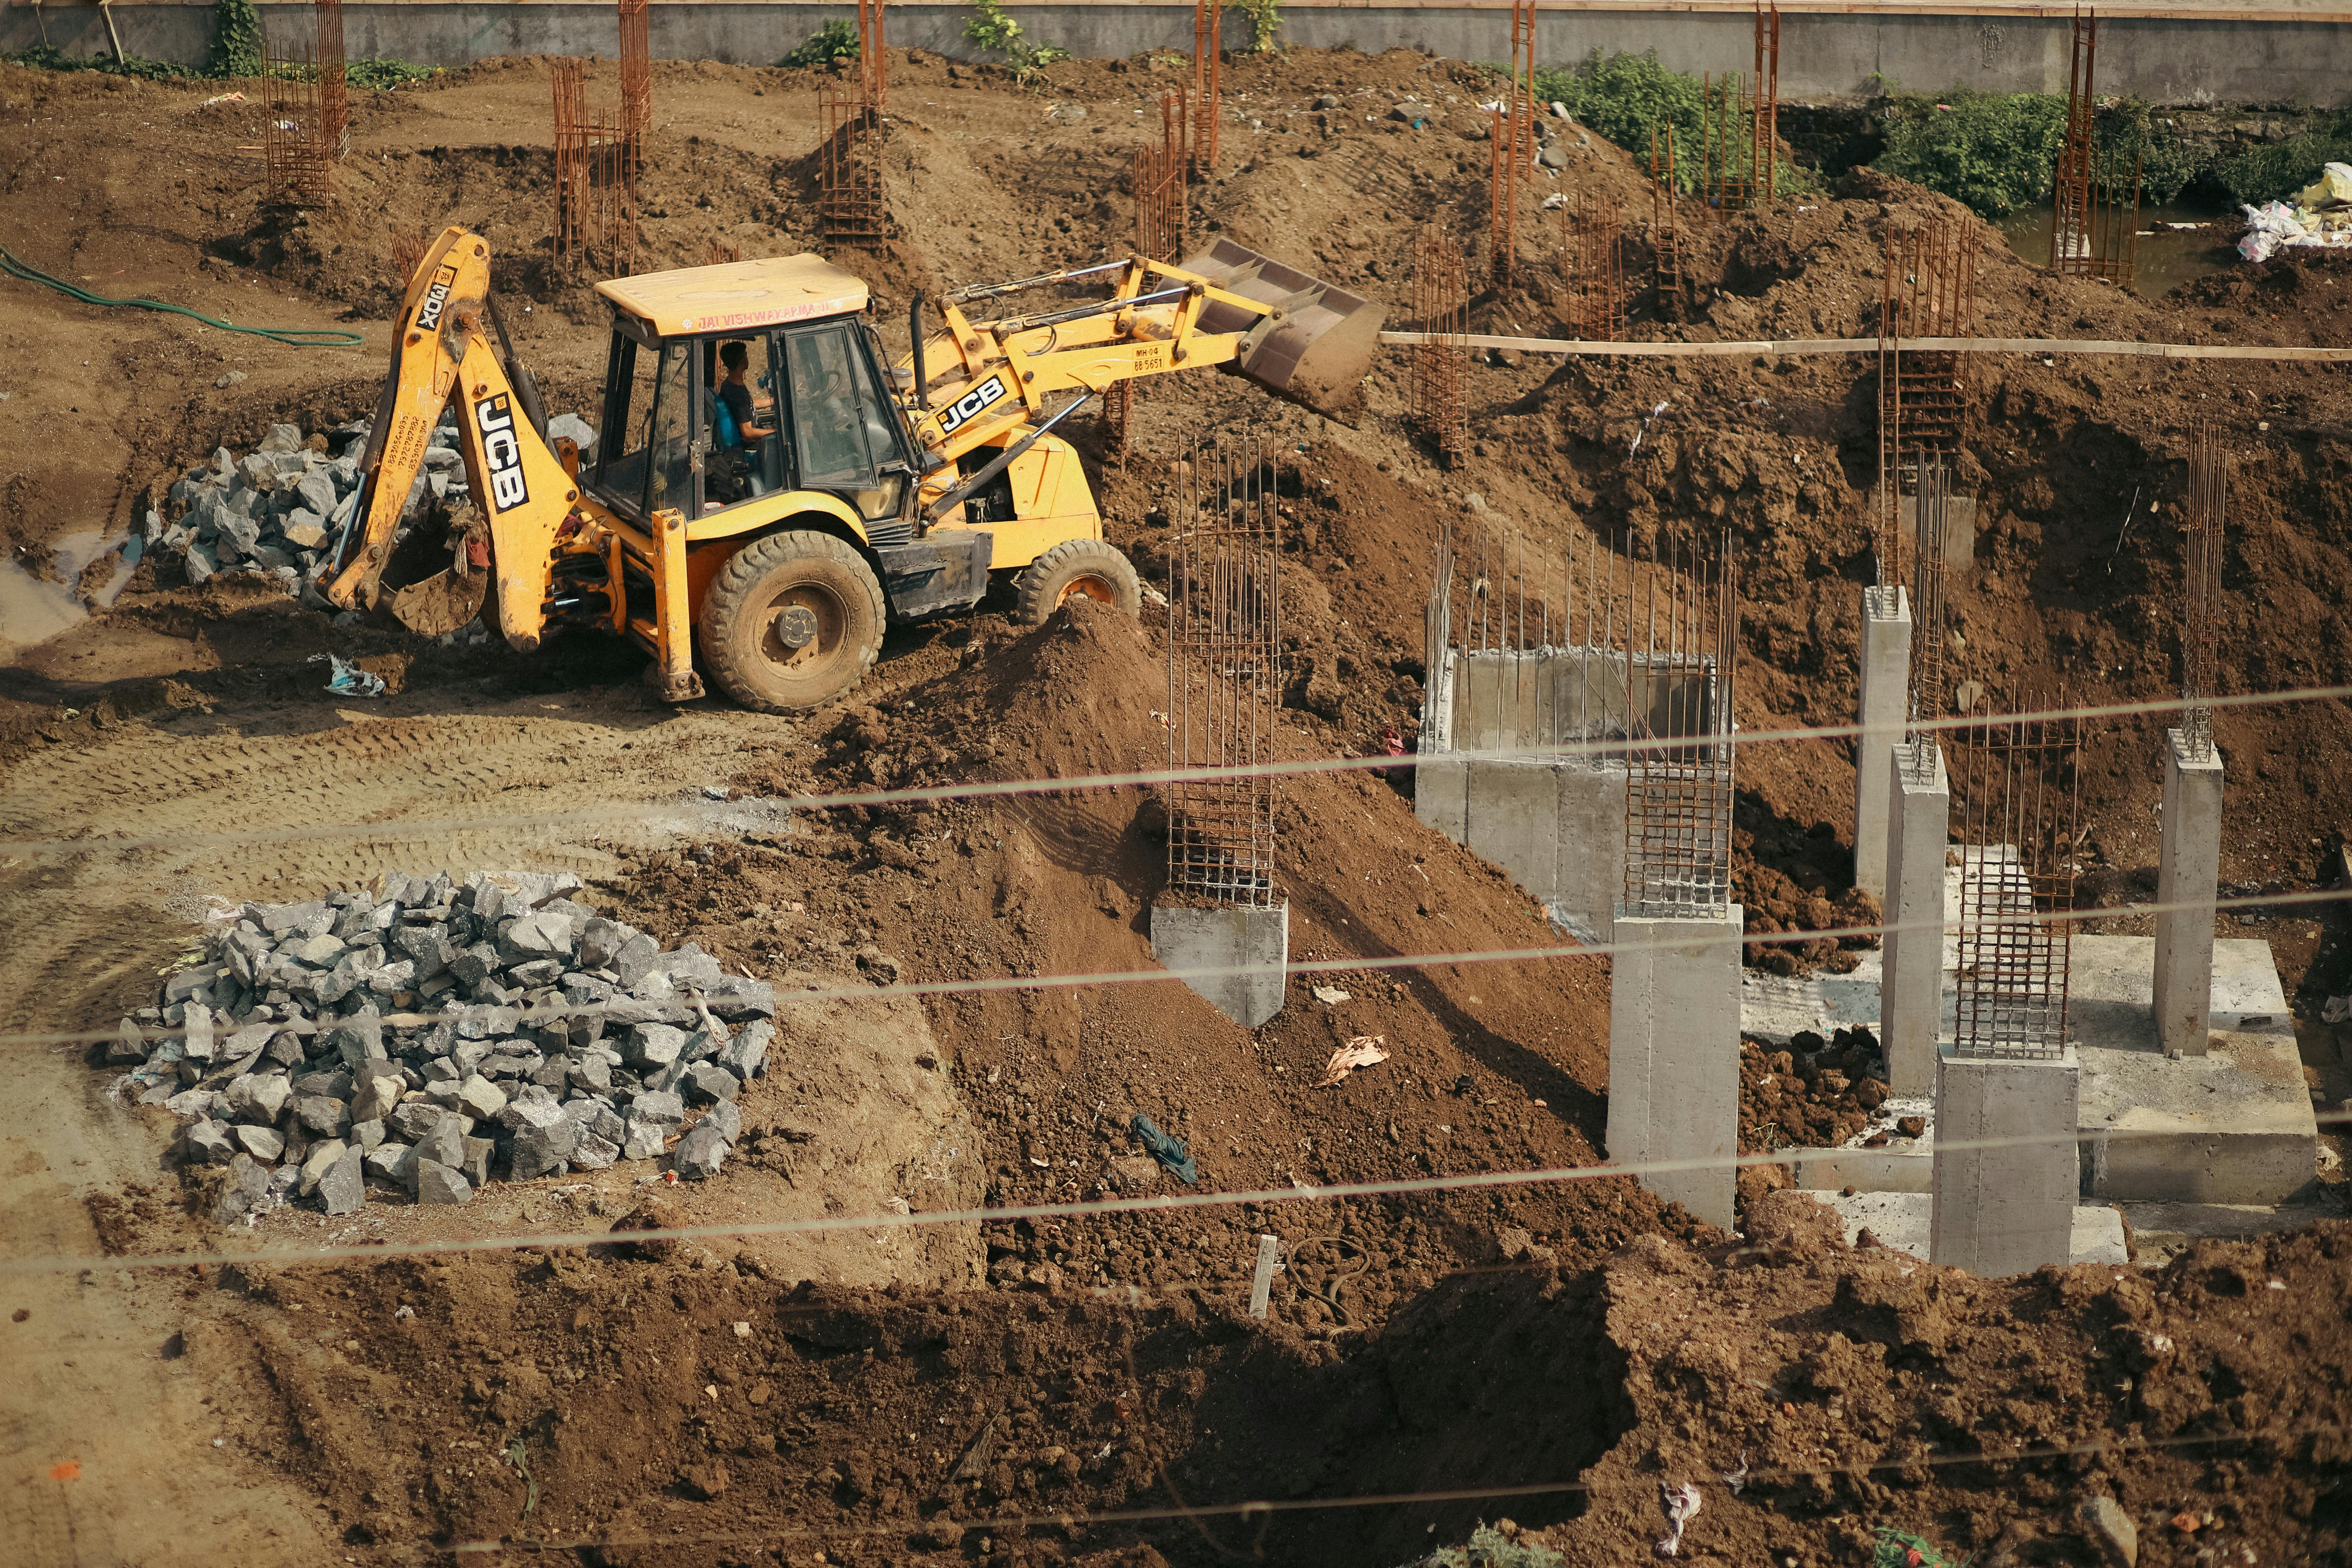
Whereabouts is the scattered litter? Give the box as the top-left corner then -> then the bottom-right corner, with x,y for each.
1130,1112 -> 1197,1184
2322,994 -> 2349,1024
1311,985 -> 1351,1005
1317,1036 -> 1389,1087
1655,1480 -> 1701,1556
1722,1450 -> 1749,1495
393,1305 -> 414,1322
201,92 -> 247,106
506,1436 -> 538,1519
312,653 -> 387,697
733,1320 -> 753,1336
2267,1278 -> 2287,1290
1629,398 -> 1672,456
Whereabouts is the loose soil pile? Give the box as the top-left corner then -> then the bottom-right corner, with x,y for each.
7,41 -> 2352,1568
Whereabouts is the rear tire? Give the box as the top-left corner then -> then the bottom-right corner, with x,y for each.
1014,538 -> 1141,625
697,529 -> 885,713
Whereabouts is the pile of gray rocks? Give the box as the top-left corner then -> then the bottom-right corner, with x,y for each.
109,869 -> 773,1225
156,419 -> 381,598
156,412 -> 594,604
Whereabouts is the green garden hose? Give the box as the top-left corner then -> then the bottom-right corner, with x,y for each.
0,244 -> 364,348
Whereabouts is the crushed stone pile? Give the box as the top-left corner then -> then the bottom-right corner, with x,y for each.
108,868 -> 772,1225
153,412 -> 594,611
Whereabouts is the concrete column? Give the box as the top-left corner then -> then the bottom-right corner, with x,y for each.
1930,1050 -> 2081,1276
1606,908 -> 1743,1230
1853,586 -> 1913,901
1879,741 -> 1949,1098
2153,728 -> 2225,1059
1149,903 -> 1289,1028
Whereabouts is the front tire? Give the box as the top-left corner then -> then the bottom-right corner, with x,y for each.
1014,538 -> 1141,625
697,530 -> 886,713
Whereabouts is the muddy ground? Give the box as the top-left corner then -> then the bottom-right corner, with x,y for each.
3,44 -> 2351,1568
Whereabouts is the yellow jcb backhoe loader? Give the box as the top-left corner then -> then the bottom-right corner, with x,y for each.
326,229 -> 1381,711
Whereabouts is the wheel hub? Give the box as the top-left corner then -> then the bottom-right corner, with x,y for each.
774,604 -> 820,650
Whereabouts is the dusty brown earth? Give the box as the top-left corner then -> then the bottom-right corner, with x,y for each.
3,42 -> 2351,1568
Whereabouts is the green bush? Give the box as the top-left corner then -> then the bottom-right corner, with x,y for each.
2217,111 -> 2352,205
782,19 -> 859,69
1875,89 -> 2069,217
7,0 -> 436,91
1,43 -> 202,80
1534,48 -> 1706,181
345,57 -> 440,91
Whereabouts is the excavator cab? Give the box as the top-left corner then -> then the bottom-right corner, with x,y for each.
584,258 -> 919,534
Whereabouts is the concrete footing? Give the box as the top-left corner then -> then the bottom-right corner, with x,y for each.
1415,757 -> 1626,941
2154,729 -> 2225,1059
1930,1049 -> 2082,1276
1149,902 -> 1289,1028
1607,908 -> 1743,1230
1817,1189 -> 2128,1266
1853,586 -> 1912,902
1879,742 -> 1949,1097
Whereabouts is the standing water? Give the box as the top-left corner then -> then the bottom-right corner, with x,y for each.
1997,200 -> 2242,297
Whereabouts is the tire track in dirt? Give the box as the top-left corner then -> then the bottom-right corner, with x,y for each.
0,690 -> 801,1567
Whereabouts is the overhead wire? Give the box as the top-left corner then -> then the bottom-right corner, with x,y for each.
9,878 -> 2345,1052
3,680 -> 2347,862
7,1107 -> 2344,1276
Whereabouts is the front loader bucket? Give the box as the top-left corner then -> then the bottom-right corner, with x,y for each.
1179,237 -> 1387,423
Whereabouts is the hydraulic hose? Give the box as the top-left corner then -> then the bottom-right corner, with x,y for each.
0,244 -> 364,349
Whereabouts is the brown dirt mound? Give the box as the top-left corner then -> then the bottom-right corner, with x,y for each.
205,1212 -> 2352,1567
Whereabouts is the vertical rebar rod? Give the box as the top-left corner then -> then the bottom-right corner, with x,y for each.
2181,426 -> 2226,760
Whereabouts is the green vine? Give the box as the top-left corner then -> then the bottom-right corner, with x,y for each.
209,0 -> 264,80
1237,0 -> 1284,54
964,1 -> 1068,82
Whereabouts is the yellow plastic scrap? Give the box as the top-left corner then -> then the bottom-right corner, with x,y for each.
2293,161 -> 2352,210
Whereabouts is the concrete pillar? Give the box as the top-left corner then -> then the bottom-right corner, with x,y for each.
1930,1049 -> 2081,1275
1879,741 -> 1949,1098
1853,586 -> 1913,901
1149,903 -> 1289,1028
1606,908 -> 1743,1230
2154,729 -> 2225,1059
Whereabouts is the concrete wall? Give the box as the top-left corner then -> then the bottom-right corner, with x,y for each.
13,5 -> 2345,107
1149,901 -> 1289,1028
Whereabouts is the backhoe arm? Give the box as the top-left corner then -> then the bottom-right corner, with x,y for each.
327,228 -> 580,650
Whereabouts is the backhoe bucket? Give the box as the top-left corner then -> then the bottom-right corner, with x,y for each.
1179,238 -> 1387,422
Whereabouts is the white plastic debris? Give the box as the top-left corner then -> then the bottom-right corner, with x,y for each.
1656,1481 -> 1702,1557
1311,985 -> 1351,1005
2323,994 -> 2350,1024
310,652 -> 386,697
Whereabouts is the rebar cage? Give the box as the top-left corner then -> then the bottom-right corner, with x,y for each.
1621,532 -> 1738,919
1191,1 -> 1222,180
1410,227 -> 1471,469
1488,0 -> 1537,286
1876,221 -> 1977,588
2050,7 -> 2141,286
2181,426 -> 2226,761
1166,429 -> 1284,908
1951,695 -> 2083,1060
554,59 -> 642,278
1649,126 -> 1686,322
263,39 -> 332,208
1562,192 -> 1624,343
315,0 -> 348,158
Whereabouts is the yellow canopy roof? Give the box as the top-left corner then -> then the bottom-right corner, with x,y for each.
594,253 -> 868,337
